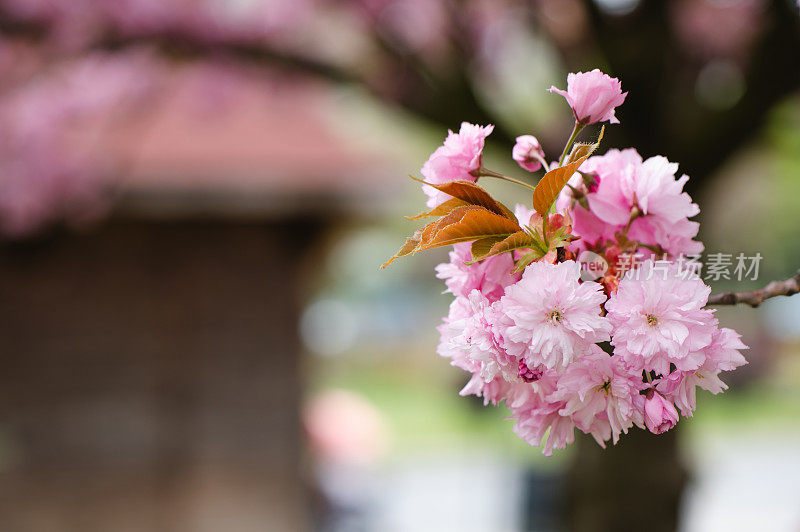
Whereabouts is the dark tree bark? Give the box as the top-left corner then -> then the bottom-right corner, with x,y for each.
565,430 -> 687,532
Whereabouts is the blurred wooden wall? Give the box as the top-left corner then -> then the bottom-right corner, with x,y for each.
0,218 -> 319,532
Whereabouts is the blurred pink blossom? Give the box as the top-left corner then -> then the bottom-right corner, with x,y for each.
0,51 -> 158,235
0,0 -> 317,48
671,0 -> 764,60
304,389 -> 388,466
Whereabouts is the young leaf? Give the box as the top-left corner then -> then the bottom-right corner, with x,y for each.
411,178 -> 517,220
470,237 -> 505,261
380,229 -> 425,269
566,143 -> 596,164
566,126 -> 604,165
381,206 -> 481,268
512,249 -> 545,273
380,205 -> 519,269
419,208 -> 522,250
532,126 -> 604,215
470,231 -> 535,262
405,198 -> 469,220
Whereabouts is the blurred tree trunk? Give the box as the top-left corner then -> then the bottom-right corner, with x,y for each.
565,429 -> 687,532
562,336 -> 686,531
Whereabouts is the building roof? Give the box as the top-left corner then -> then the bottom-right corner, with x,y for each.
97,65 -> 407,218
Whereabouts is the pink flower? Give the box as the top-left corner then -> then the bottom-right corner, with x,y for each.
420,122 -> 493,207
583,148 -> 642,226
513,203 -> 535,227
437,295 -> 520,405
643,390 -> 679,434
460,373 -> 518,406
584,149 -> 703,256
437,297 -> 479,374
498,261 -> 611,370
512,135 -> 544,172
548,69 -> 627,125
605,261 -> 717,376
556,172 -> 618,250
657,327 -> 748,417
511,398 -> 576,456
633,157 -> 699,224
435,242 -> 518,302
551,346 -> 645,446
449,290 -> 519,383
517,359 -> 543,383
625,156 -> 702,255
502,365 -> 575,455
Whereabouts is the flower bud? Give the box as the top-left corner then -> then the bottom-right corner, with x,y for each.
581,171 -> 600,193
517,360 -> 543,383
644,390 -> 679,434
512,135 -> 545,172
549,69 -> 627,125
602,274 -> 619,296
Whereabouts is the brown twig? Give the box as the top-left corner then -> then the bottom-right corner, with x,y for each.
707,269 -> 800,308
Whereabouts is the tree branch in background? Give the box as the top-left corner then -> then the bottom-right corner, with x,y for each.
707,269 -> 800,307
578,0 -> 800,198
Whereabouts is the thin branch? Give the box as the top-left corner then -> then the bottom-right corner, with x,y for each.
707,269 -> 800,308
477,168 -> 537,191
557,121 -> 585,167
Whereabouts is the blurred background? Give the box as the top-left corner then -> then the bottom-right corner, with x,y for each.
0,0 -> 799,531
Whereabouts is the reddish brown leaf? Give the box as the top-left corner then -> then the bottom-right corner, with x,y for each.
380,205 -> 523,268
532,126 -> 604,215
405,198 -> 469,220
469,231 -> 536,262
419,208 -> 521,250
566,142 -> 596,164
379,229 -> 425,269
379,233 -> 422,270
412,178 -> 516,219
380,206 -> 486,269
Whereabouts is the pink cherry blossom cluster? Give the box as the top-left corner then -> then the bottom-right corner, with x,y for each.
0,50 -> 158,235
0,0 -> 314,48
422,70 -> 748,454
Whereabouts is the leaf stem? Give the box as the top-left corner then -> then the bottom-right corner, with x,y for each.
542,212 -> 549,247
557,121 -> 586,167
477,168 -> 537,191
539,157 -> 551,173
